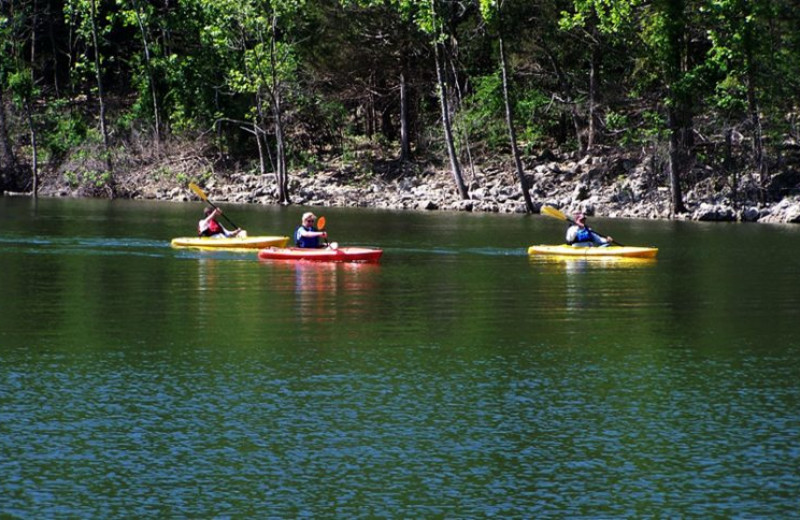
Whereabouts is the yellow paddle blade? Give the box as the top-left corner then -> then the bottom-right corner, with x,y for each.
317,216 -> 326,230
541,205 -> 568,221
188,182 -> 208,201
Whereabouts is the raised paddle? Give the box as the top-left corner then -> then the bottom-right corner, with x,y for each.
541,205 -> 623,246
188,182 -> 240,230
316,216 -> 331,247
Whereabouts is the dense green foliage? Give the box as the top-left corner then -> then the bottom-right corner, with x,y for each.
1,0 -> 799,208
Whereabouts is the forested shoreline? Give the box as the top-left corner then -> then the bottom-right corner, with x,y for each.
2,0 -> 800,222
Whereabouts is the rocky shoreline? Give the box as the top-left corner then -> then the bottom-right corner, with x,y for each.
21,152 -> 800,224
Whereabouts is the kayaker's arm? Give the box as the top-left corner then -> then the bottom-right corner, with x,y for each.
297,228 -> 327,239
589,228 -> 613,245
214,211 -> 244,237
224,227 -> 244,237
199,208 -> 245,237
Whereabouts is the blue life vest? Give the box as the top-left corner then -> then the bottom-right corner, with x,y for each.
575,228 -> 594,243
295,225 -> 321,248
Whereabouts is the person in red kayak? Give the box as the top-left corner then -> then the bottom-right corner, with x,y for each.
295,212 -> 328,248
566,212 -> 613,247
198,207 -> 243,238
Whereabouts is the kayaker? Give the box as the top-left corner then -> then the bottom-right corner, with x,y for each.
198,207 -> 243,238
566,212 -> 613,247
295,212 -> 328,248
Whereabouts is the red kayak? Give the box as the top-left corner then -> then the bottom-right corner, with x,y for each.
258,246 -> 383,263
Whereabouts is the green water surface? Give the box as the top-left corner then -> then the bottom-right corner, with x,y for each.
1,197 -> 799,517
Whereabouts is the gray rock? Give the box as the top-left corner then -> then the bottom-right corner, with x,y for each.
740,206 -> 761,222
694,203 -> 736,221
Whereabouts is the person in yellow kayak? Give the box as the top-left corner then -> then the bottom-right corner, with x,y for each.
295,212 -> 328,248
198,207 -> 244,238
566,213 -> 613,247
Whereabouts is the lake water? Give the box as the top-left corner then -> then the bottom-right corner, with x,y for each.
1,196 -> 799,517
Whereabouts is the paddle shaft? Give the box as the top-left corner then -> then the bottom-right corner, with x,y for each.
210,201 -> 240,230
189,183 -> 240,230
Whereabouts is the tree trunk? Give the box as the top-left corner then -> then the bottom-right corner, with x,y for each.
663,0 -> 688,215
748,89 -> 766,202
725,128 -> 738,208
447,47 -> 477,186
89,0 -> 114,197
254,94 -> 275,178
47,3 -> 61,97
270,14 -> 290,204
254,119 -> 266,176
587,43 -> 600,153
27,2 -> 41,195
273,98 -> 289,204
399,71 -> 412,162
743,31 -> 766,195
667,107 -> 687,215
366,85 -> 375,139
499,36 -> 534,213
132,0 -> 161,147
0,89 -> 17,191
433,38 -> 468,199
24,100 -> 39,197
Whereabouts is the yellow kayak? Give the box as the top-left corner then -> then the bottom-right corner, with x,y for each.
528,244 -> 658,258
171,235 -> 289,251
